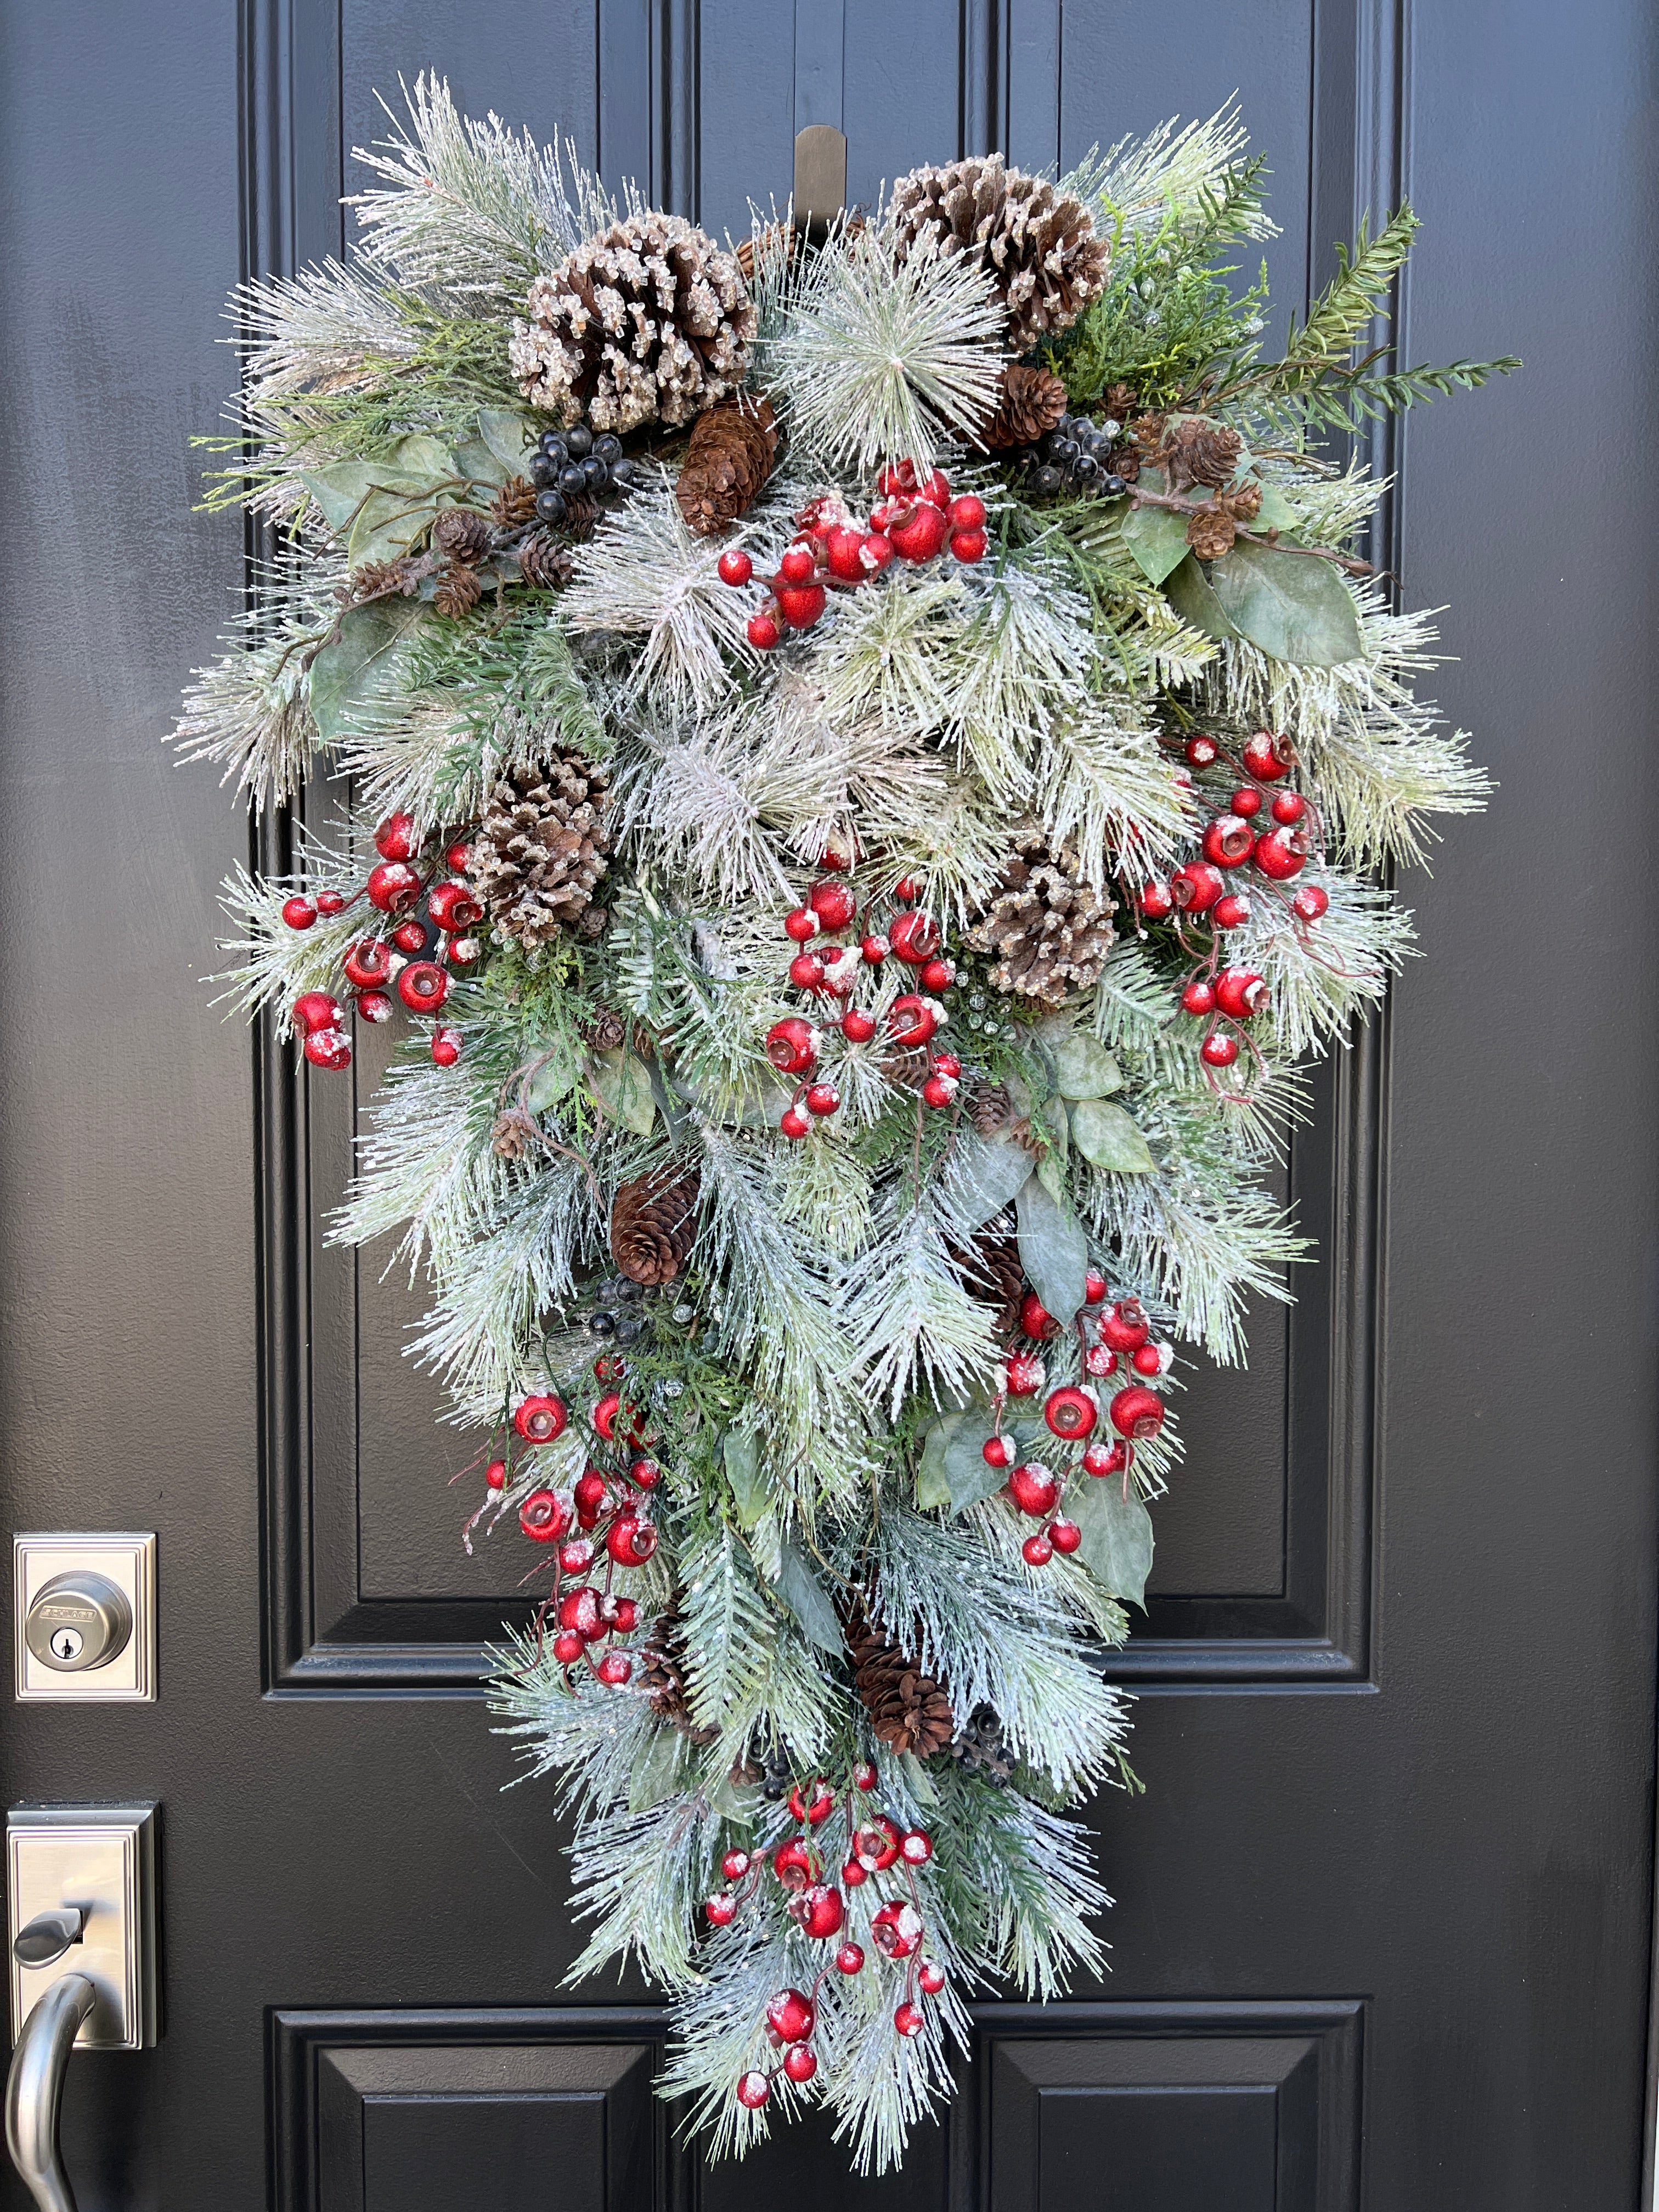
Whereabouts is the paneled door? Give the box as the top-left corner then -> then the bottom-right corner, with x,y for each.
2,1 -> 1655,2207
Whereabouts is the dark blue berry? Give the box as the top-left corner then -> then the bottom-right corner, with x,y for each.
1031,464 -> 1064,496
559,465 -> 586,495
535,489 -> 568,523
529,454 -> 557,487
565,424 -> 594,458
582,456 -> 607,489
594,433 -> 622,464
1102,474 -> 1127,496
539,432 -> 568,461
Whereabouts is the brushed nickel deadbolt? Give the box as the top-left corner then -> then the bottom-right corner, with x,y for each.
12,1537 -> 155,1701
23,1576 -> 130,1674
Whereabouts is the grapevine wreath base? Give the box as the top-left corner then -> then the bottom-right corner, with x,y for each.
177,81 -> 1509,2168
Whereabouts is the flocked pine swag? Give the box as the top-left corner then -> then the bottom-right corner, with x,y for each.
177,80 -> 1514,2170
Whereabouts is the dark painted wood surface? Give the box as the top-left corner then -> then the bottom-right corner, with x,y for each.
1,1 -> 1655,2205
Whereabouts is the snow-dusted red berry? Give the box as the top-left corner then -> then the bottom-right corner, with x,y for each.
777,582 -> 827,629
706,1891 -> 740,1927
983,1434 -> 1015,1470
356,990 -> 394,1024
1293,883 -> 1330,922
799,1883 -> 844,1939
1020,1290 -> 1059,1340
393,918 -> 427,953
518,1487 -> 569,1543
428,879 -> 484,933
1084,1440 -> 1127,1478
366,860 -> 421,915
282,895 -> 318,930
780,1106 -> 811,1140
292,990 -> 345,1035
872,1899 -> 923,1959
1139,878 -> 1176,920
888,910 -> 941,964
721,1849 -> 752,1882
1203,815 -> 1256,868
1085,1344 -> 1118,1378
717,547 -> 753,586
921,1073 -> 956,1108
823,526 -> 867,583
1003,1351 -> 1045,1396
1171,861 -> 1226,913
484,1458 -> 507,1491
836,1942 -> 865,1974
514,1392 -> 568,1443
780,544 -> 816,585
1253,826 -> 1308,881
1215,969 -> 1268,1019
788,1776 -> 834,1825
919,956 -> 956,992
783,2044 -> 818,2084
1101,1299 -> 1150,1352
398,960 -> 449,1013
1184,735 -> 1220,768
766,1017 -> 819,1075
860,933 -> 889,963
918,1961 -> 947,1995
900,1827 -> 933,1865
375,811 -> 419,861
854,1759 -> 879,1790
810,879 -> 856,931
1022,1532 -> 1053,1566
841,1007 -> 877,1043
595,1652 -> 633,1686
949,493 -> 986,532
1045,1385 -> 1098,1441
888,993 -> 939,1047
1008,1461 -> 1060,1517
628,1455 -> 661,1489
315,888 -> 347,916
1182,978 -> 1217,1015
1214,891 -> 1252,929
736,2071 -> 771,2108
431,1026 -> 462,1066
748,609 -> 781,650
788,951 -> 827,993
805,1083 -> 840,1116
950,528 -> 987,562
1231,787 -> 1263,818
1132,1342 -> 1166,1377
861,532 -> 895,574
558,1538 -> 593,1576
1242,729 -> 1293,781
766,1989 -> 815,2045
1110,1385 -> 1166,1439
343,939 -> 392,990
303,1029 -> 352,1070
1049,1517 -> 1082,1554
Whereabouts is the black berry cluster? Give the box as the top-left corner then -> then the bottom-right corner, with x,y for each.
528,422 -> 638,525
1025,412 -> 1128,499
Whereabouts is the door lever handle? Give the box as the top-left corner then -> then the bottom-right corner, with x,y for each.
5,1972 -> 97,2212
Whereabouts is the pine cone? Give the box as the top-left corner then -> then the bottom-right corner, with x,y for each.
1151,415 -> 1243,494
490,1107 -> 540,1161
846,1603 -> 955,1758
580,1008 -> 628,1052
467,757 -> 611,947
1107,440 -> 1142,484
969,1081 -> 1014,1137
981,364 -> 1069,449
947,1226 -> 1025,1338
433,560 -> 483,619
888,155 -> 1110,353
610,1165 -> 700,1286
516,531 -> 574,590
509,212 -> 756,433
350,557 -> 419,601
1103,382 -> 1138,424
431,507 -> 495,564
674,392 -> 779,535
966,823 -> 1116,1006
1186,500 -> 1237,562
492,476 -> 540,528
640,1607 -> 719,1744
560,490 -> 603,543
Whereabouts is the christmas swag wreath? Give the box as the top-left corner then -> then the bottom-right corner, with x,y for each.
178,80 -> 1512,2169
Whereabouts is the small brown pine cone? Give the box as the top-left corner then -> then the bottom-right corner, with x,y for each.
640,1607 -> 719,1744
845,1602 -> 955,1758
1103,382 -> 1138,424
1152,415 -> 1243,494
433,560 -> 483,618
969,1081 -> 1014,1137
948,1227 -> 1025,1338
560,491 -> 602,543
675,392 -> 779,535
492,476 -> 541,528
966,822 -> 1116,1007
1186,500 -> 1237,562
517,532 -> 574,590
1222,481 -> 1263,523
580,1007 -> 628,1052
431,507 -> 495,564
350,557 -> 419,601
490,1108 -> 540,1161
980,364 -> 1069,450
1107,440 -> 1142,484
610,1164 -> 701,1286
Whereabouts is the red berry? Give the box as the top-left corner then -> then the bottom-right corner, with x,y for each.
871,1899 -> 923,1959
823,526 -> 867,583
1020,1291 -> 1059,1340
366,860 -> 421,915
1008,1461 -> 1061,1517
949,493 -> 986,531
861,933 -> 889,964
518,1488 -> 569,1543
595,1652 -> 633,1686
1110,1385 -> 1166,1439
766,1989 -> 815,2045
282,895 -> 318,930
765,1017 -> 819,1075
314,889 -> 347,916
777,583 -> 827,629
748,610 -> 782,650
1049,1517 -> 1082,1554
877,461 -> 918,498
805,1083 -> 840,1116
292,990 -> 344,1034
628,1456 -> 661,1489
983,1434 -> 1015,1469
1132,1343 -> 1164,1376
836,1942 -> 865,1975
900,1827 -> 933,1865
1171,861 -> 1225,913
842,1858 -> 868,1888
1215,969 -> 1268,1019
786,1776 -> 832,1827
1101,1300 -> 1150,1352
1044,1385 -> 1098,1441
1213,892 -> 1252,929
1231,787 -> 1263,817
918,1961 -> 947,1995
918,957 -> 956,993
861,532 -> 896,575
1182,979 -> 1217,1015
343,939 -> 392,990
445,841 -> 472,873
546,1628 -> 584,1664
1201,1031 -> 1240,1068
854,1760 -> 879,1790
1003,1352 -> 1045,1397
374,812 -> 418,862
558,1587 -> 602,1639
855,1818 -> 902,1872
592,1392 -> 625,1442
1084,1441 -> 1127,1478
1022,1532 -> 1053,1567
780,1107 -> 811,1140
1293,884 -> 1330,922
1242,730 -> 1293,782
783,2044 -> 819,2084
706,1891 -> 739,1927
888,501 -> 949,563
393,918 -> 427,954
799,1883 -> 844,1939
736,2071 -> 771,2109
431,1026 -> 462,1066
1253,826 -> 1308,881
921,1074 -> 956,1108
356,990 -> 394,1024
888,910 -> 941,964
932,1052 -> 962,1079
788,951 -> 827,993
916,469 -> 952,510
892,876 -> 922,905
840,1008 -> 877,1043
607,1514 -> 658,1565
428,879 -> 484,932
718,547 -> 753,586
613,1598 -> 639,1633
1085,1344 -> 1118,1378
722,1849 -> 752,1882
514,1392 -> 567,1444
780,544 -> 816,585
303,1028 -> 352,1070
558,1538 -> 593,1575
573,1470 -> 609,1521
887,993 -> 939,1048
1202,815 -> 1256,868
950,528 -> 988,563
809,880 -> 857,931
397,960 -> 449,1013
1139,879 -> 1176,921
1184,735 -> 1220,768
894,2002 -> 926,2039
484,1458 -> 507,1491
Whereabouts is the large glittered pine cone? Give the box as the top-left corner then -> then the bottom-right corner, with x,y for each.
467,757 -> 611,949
640,1606 -> 718,1743
845,1604 -> 955,1758
888,155 -> 1110,354
966,823 -> 1116,1006
509,212 -> 756,433
980,363 -> 1069,450
610,1164 -> 701,1286
674,392 -> 779,535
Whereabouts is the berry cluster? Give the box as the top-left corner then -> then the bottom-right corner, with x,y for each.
989,1277 -> 1169,1564
527,421 -> 637,526
1137,730 -> 1332,1088
281,811 -> 479,1069
718,467 -> 988,650
490,1376 -> 662,1685
1022,411 -> 1128,499
763,861 -> 960,1137
706,1763 -> 947,2107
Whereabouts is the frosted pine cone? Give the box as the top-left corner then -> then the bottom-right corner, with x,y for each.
467,757 -> 610,949
966,824 -> 1115,1005
888,155 -> 1110,353
509,213 -> 755,433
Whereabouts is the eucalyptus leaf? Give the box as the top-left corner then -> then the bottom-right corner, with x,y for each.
1036,1147 -> 1069,1209
1015,1173 -> 1090,1324
772,1539 -> 844,1655
721,1429 -> 767,1527
1121,470 -> 1192,586
1049,1031 -> 1124,1100
588,1049 -> 657,1136
948,1131 -> 1037,1229
477,406 -> 539,474
1206,538 -> 1365,667
1251,482 -> 1301,532
915,1417 -> 957,1511
1162,551 -> 1240,642
1071,1479 -> 1155,1607
943,1418 -> 1009,1515
452,432 -> 512,490
1070,1097 -> 1156,1173
523,1041 -> 582,1113
704,1763 -> 760,1825
346,484 -> 442,567
307,599 -> 425,744
627,1726 -> 685,1813
383,431 -> 462,481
